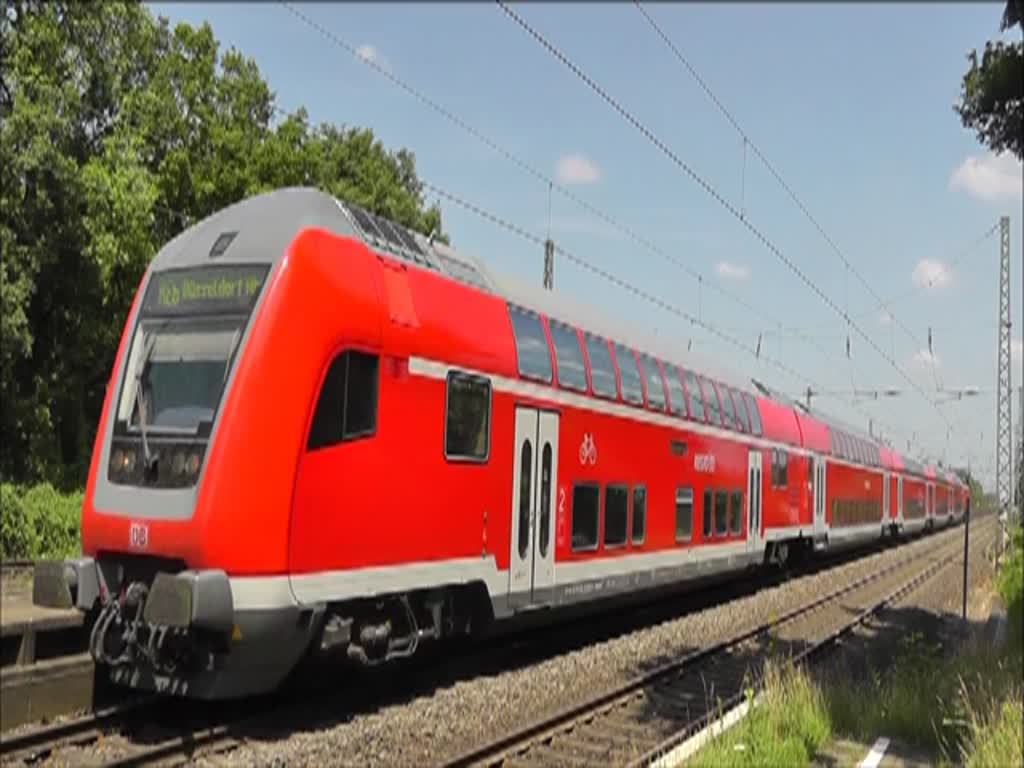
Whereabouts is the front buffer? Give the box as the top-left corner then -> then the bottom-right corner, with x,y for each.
33,557 -> 319,699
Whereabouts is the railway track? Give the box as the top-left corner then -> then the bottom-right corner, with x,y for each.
0,520 -> 981,767
438,519 -> 991,768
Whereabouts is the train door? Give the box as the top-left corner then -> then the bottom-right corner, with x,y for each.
508,407 -> 559,608
746,450 -> 763,554
812,455 -> 827,538
926,483 -> 934,523
882,472 -> 891,532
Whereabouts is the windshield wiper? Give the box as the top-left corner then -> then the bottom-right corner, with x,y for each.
133,330 -> 161,473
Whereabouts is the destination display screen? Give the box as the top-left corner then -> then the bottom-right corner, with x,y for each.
142,264 -> 270,317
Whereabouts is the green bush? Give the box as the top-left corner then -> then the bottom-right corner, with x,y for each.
0,483 -> 82,561
1,483 -> 40,560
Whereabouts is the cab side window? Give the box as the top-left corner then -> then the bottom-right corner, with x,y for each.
307,351 -> 379,450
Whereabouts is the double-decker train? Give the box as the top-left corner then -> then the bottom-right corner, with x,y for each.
33,187 -> 968,699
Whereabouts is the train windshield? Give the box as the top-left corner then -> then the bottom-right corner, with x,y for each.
114,263 -> 269,434
115,316 -> 245,432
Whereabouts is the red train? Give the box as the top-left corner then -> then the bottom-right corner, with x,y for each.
33,187 -> 968,699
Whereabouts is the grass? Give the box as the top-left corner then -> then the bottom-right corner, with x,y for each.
687,521 -> 1023,768
688,661 -> 830,768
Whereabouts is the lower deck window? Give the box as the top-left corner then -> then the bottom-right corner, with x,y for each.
604,486 -> 628,547
572,484 -> 599,551
714,491 -> 728,536
631,486 -> 647,544
730,490 -> 743,534
307,350 -> 379,450
703,489 -> 712,538
676,487 -> 693,542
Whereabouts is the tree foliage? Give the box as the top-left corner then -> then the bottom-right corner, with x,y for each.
1,1 -> 445,489
954,0 -> 1024,160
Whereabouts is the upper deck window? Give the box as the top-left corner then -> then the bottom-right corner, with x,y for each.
584,334 -> 619,399
742,392 -> 762,436
508,306 -> 552,383
720,384 -> 738,430
639,355 -> 667,411
613,343 -> 645,406
664,364 -> 688,417
702,377 -> 723,427
549,321 -> 588,393
683,369 -> 706,422
731,388 -> 751,433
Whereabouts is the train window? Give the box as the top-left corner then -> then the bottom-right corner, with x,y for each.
539,444 -> 552,557
571,484 -> 600,552
703,378 -> 724,427
549,321 -> 588,393
779,451 -> 789,487
584,334 -> 618,399
612,344 -> 645,406
639,355 -> 668,412
719,383 -> 737,430
732,389 -> 752,433
604,485 -> 628,548
664,365 -> 688,417
675,487 -> 693,542
714,491 -> 728,536
307,350 -> 379,450
508,306 -> 552,383
729,490 -> 743,534
445,371 -> 491,461
517,441 -> 532,558
631,486 -> 646,544
742,392 -> 763,436
702,489 -> 713,538
683,369 -> 706,422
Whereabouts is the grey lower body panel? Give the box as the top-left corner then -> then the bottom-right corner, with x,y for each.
33,557 -> 321,700
107,605 -> 319,699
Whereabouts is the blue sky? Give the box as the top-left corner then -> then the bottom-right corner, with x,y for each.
153,2 -> 1021,491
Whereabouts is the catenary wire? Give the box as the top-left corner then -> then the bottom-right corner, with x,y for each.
495,0 -> 953,434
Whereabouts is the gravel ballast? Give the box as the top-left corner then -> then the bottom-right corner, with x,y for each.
18,521 -> 990,767
207,524 -> 984,768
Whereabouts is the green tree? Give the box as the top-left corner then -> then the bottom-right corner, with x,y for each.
954,0 -> 1024,160
2,0 -> 444,490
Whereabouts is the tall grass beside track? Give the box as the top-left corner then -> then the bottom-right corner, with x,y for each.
688,522 -> 1023,767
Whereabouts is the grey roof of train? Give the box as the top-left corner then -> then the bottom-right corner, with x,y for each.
155,187 -> 905,457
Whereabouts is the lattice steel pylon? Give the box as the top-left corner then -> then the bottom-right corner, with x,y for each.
995,216 -> 1012,520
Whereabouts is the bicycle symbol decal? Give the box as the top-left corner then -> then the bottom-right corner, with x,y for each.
579,433 -> 598,466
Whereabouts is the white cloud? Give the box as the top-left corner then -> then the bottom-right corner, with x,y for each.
355,44 -> 389,71
912,348 -> 941,367
716,261 -> 750,280
911,258 -> 952,290
878,309 -> 893,326
555,153 -> 601,185
1012,338 -> 1022,372
949,152 -> 1022,202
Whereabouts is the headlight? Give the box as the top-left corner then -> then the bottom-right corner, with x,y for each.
110,449 -> 124,476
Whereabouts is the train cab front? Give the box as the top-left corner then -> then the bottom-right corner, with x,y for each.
32,251 -> 313,700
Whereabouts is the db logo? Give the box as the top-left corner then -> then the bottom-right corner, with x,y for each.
129,522 -> 149,550
579,433 -> 598,466
694,454 -> 716,473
